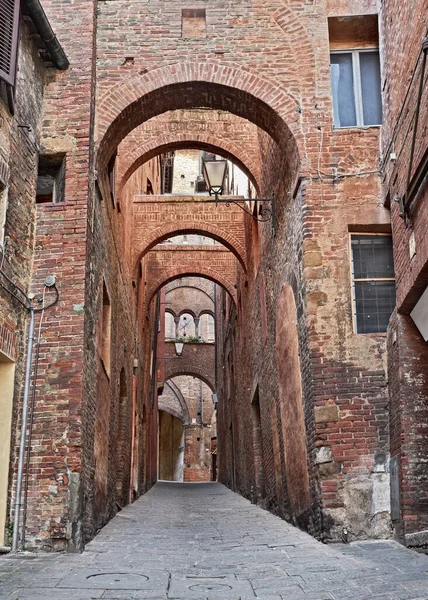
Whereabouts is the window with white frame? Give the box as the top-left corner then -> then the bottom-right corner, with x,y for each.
350,234 -> 396,334
330,49 -> 382,128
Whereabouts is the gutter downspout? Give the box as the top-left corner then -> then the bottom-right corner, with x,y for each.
11,303 -> 35,553
26,0 -> 69,70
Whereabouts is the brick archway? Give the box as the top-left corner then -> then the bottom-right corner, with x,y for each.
159,380 -> 190,425
118,138 -> 260,197
166,370 -> 215,394
164,343 -> 215,393
133,196 -> 247,272
142,246 -> 238,310
145,269 -> 236,312
96,62 -> 301,169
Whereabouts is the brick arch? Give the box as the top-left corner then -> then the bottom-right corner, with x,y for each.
145,271 -> 236,312
166,371 -> 215,394
178,309 -> 197,320
166,277 -> 216,300
198,309 -> 215,319
273,7 -> 314,72
164,344 -> 216,394
96,62 -> 301,168
135,223 -> 246,273
165,285 -> 214,321
160,380 -> 190,425
118,138 -> 261,197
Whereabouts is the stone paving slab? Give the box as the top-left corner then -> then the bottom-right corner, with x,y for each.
1,482 -> 428,600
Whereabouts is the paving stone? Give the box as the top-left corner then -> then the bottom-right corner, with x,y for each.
1,483 -> 428,599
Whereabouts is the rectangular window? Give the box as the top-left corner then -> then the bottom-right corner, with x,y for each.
350,234 -> 396,334
331,49 -> 382,127
36,155 -> 66,204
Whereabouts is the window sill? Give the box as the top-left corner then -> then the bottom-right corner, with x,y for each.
352,331 -> 387,337
333,124 -> 382,131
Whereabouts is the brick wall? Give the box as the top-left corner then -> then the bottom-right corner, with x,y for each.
380,0 -> 428,545
0,14 -> 52,549
3,0 -> 409,550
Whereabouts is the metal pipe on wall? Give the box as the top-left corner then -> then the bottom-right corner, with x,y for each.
11,304 -> 35,553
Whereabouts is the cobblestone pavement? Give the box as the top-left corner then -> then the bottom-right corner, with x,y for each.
1,482 -> 428,600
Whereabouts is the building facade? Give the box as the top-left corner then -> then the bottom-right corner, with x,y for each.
0,0 -> 426,552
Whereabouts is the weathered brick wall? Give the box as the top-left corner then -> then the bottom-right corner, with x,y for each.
4,0 -> 404,550
0,16 -> 49,548
379,0 -> 428,311
380,0 -> 428,545
164,342 -> 215,392
16,0 -> 98,551
165,284 -> 215,322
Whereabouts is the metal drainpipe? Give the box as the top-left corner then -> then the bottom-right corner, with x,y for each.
199,378 -> 203,425
25,0 -> 69,70
12,303 -> 35,553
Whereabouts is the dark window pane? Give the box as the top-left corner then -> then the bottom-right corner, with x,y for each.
330,53 -> 357,127
354,281 -> 396,333
360,52 -> 382,126
351,235 -> 394,279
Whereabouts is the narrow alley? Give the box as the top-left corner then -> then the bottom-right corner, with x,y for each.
1,482 -> 428,600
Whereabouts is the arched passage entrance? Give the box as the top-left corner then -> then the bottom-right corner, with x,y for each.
133,199 -> 248,273
96,64 -> 301,167
159,376 -> 216,482
119,140 -> 261,196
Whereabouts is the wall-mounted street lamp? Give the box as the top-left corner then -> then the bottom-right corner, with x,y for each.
158,340 -> 185,359
202,158 -> 274,224
174,341 -> 184,357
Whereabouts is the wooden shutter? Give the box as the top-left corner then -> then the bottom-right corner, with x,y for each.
0,0 -> 20,86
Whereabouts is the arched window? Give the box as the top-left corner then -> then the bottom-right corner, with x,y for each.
199,313 -> 215,342
165,312 -> 176,339
178,313 -> 196,338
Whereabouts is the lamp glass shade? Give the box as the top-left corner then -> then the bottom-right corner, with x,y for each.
202,159 -> 228,195
174,342 -> 184,356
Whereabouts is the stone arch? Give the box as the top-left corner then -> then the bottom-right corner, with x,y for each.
165,285 -> 215,324
96,62 -> 301,169
135,223 -> 246,273
119,138 -> 261,197
146,270 -> 236,311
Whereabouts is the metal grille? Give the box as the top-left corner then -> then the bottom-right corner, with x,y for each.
0,0 -> 19,86
351,234 -> 396,334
